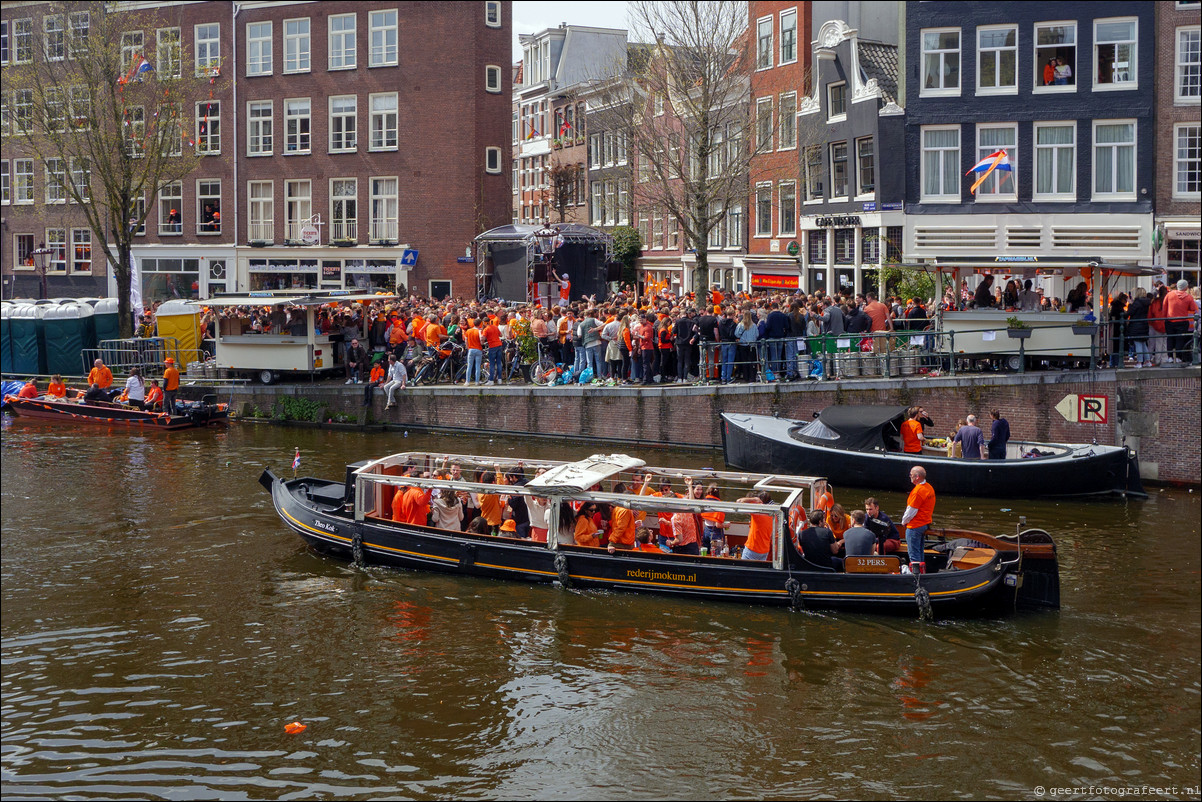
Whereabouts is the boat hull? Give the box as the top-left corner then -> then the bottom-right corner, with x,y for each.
262,470 -> 1038,617
722,413 -> 1144,498
4,396 -> 229,430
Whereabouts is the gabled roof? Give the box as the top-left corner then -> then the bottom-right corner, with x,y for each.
857,41 -> 899,105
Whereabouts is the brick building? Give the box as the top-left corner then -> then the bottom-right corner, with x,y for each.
1,1 -> 511,302
1153,0 -> 1200,287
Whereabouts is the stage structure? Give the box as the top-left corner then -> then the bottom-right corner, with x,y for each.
474,224 -> 617,304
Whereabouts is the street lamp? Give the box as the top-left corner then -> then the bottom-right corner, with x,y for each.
31,244 -> 52,300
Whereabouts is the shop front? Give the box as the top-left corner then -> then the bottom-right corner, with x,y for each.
800,212 -> 905,297
1157,222 -> 1200,288
119,246 -> 236,305
240,248 -> 408,294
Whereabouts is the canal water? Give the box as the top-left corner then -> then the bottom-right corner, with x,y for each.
2,419 -> 1199,800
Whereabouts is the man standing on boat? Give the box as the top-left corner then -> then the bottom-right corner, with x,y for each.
987,409 -> 1011,460
901,407 -> 925,454
953,414 -> 986,459
901,466 -> 936,573
162,358 -> 180,415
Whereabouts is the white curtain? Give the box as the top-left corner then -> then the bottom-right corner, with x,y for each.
1096,123 -> 1134,194
1036,126 -> 1074,195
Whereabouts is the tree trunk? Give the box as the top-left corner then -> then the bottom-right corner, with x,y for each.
115,243 -> 133,339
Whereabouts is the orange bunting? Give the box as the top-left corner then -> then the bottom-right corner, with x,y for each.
284,721 -> 307,734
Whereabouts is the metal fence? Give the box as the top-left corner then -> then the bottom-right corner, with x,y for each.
81,337 -> 207,377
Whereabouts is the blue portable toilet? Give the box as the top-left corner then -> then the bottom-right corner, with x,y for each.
42,302 -> 95,376
9,303 -> 47,375
0,302 -> 13,374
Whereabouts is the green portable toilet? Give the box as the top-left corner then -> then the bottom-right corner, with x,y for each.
42,301 -> 95,376
0,302 -> 13,374
92,297 -> 122,345
9,303 -> 47,375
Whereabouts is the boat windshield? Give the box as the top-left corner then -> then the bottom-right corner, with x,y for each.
793,419 -> 840,441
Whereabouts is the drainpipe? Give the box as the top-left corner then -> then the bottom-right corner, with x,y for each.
231,3 -> 241,291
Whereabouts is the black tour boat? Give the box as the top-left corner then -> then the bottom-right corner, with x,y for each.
260,452 -> 1060,617
722,406 -> 1144,499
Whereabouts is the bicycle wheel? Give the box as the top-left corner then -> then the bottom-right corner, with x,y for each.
530,358 -> 557,386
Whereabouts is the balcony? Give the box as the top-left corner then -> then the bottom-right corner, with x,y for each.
369,220 -> 398,245
330,220 -> 357,245
247,221 -> 274,245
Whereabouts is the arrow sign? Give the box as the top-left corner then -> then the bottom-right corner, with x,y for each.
1055,394 -> 1079,423
401,249 -> 419,266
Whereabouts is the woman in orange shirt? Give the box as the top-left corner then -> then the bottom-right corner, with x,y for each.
47,374 -> 68,399
476,469 -> 505,529
827,503 -> 850,540
573,503 -> 600,547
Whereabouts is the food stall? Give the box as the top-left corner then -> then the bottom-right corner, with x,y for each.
189,291 -> 395,384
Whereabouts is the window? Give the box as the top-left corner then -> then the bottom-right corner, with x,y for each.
0,21 -> 8,65
47,229 -> 67,273
921,28 -> 961,94
978,25 -> 1017,93
13,89 -> 32,134
130,195 -> 146,236
803,145 -> 824,201
921,126 -> 960,200
779,93 -> 796,150
121,31 -> 143,73
70,157 -> 89,202
284,98 -> 311,154
1175,124 -> 1201,199
69,86 -> 90,131
757,98 -> 773,152
69,11 -> 89,59
486,2 -> 502,27
71,229 -> 91,272
15,234 -> 35,270
247,101 -> 273,155
755,184 -> 772,236
158,182 -> 182,234
247,22 -> 272,76
618,180 -> 629,224
856,137 -> 875,195
1035,23 -> 1076,89
830,143 -> 849,199
757,17 -> 773,70
0,161 -> 7,205
331,178 -> 357,240
1094,18 -> 1136,88
370,93 -> 397,150
486,65 -> 502,93
283,18 -> 310,73
708,127 -> 725,175
781,9 -> 797,64
1176,27 -> 1200,102
975,124 -> 1017,199
13,18 -> 32,64
195,23 -> 219,75
196,101 -> 220,154
589,134 -> 602,168
1093,120 -> 1136,198
45,159 -> 67,204
329,14 -> 356,70
14,159 -> 33,204
1033,122 -> 1075,199
371,177 -> 398,242
44,15 -> 65,61
369,10 -> 398,67
329,95 -> 356,152
157,28 -> 181,78
248,181 -> 273,241
835,229 -> 855,264
125,106 -> 145,157
861,230 -> 880,264
45,87 -> 66,133
779,182 -> 796,237
808,230 -> 827,265
285,180 -> 312,241
827,82 -> 847,120
708,202 -> 724,248
486,146 -> 502,174
197,179 -> 221,233
728,205 -> 744,248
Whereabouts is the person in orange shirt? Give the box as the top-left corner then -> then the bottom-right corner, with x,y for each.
606,482 -> 637,551
635,526 -> 661,552
826,502 -> 850,540
162,358 -> 180,414
17,380 -> 38,399
363,358 -> 386,406
482,316 -> 504,384
476,469 -> 505,530
88,358 -> 115,400
901,465 -> 936,573
738,490 -> 775,561
573,503 -> 600,547
699,484 -> 728,555
812,479 -> 834,517
423,314 -> 447,356
47,374 -> 68,399
463,319 -> 484,384
640,473 -> 680,551
900,406 -> 924,453
144,379 -> 164,411
400,481 -> 432,527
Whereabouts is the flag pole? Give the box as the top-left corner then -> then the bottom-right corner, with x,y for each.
292,447 -> 300,480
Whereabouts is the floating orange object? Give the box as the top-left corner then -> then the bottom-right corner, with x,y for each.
284,721 -> 307,734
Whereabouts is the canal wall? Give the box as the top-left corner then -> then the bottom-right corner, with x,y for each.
221,367 -> 1201,486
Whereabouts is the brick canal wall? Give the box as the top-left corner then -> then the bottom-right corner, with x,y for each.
223,367 -> 1201,486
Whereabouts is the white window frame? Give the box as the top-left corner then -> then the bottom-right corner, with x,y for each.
121,30 -> 142,73
780,8 -> 798,65
68,11 -> 89,60
1034,21 -> 1077,94
1091,119 -> 1137,201
370,176 -> 398,242
247,100 -> 273,156
125,106 -> 145,158
830,142 -> 849,200
157,27 -> 181,79
485,146 -> 502,174
976,24 -> 1018,96
778,181 -> 797,237
196,100 -> 220,155
728,204 -> 744,248
369,92 -> 397,151
248,180 -> 274,242
803,144 -> 824,203
756,97 -> 773,152
284,97 -> 311,155
247,21 -> 272,76
195,23 -> 220,76
328,13 -> 356,71
69,156 -> 89,203
196,179 -> 221,235
14,159 -> 34,204
920,27 -> 961,97
485,2 -> 502,28
330,178 -> 358,241
46,228 -> 67,273
0,160 -> 8,205
13,18 -> 32,65
486,64 -> 502,93
974,123 -> 1018,201
920,125 -> 961,203
756,16 -> 773,71
1173,123 -> 1202,200
285,179 -> 312,242
44,15 -> 66,62
158,181 -> 182,235
1176,26 -> 1201,104
369,9 -> 398,68
827,82 -> 847,122
855,136 -> 875,198
329,95 -> 357,153
70,228 -> 91,273
1093,17 -> 1137,91
755,183 -> 773,237
1,21 -> 9,66
1032,121 -> 1077,201
778,92 -> 796,151
284,17 -> 310,74
45,159 -> 67,204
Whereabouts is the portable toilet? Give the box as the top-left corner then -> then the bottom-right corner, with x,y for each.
0,302 -> 13,374
92,297 -> 122,344
8,303 -> 47,375
155,299 -> 201,364
42,302 -> 95,376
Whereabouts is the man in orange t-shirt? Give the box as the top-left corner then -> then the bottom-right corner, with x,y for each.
901,465 -> 936,572
17,380 -> 38,399
901,407 -> 924,453
163,358 -> 180,414
482,317 -> 503,384
88,359 -> 114,399
464,320 -> 484,384
739,490 -> 775,560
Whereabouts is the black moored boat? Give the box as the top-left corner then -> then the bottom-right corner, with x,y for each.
722,406 -> 1144,499
3,393 -> 230,430
260,452 -> 1059,617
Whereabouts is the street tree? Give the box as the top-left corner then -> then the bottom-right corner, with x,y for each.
2,2 -> 218,336
546,161 -> 580,223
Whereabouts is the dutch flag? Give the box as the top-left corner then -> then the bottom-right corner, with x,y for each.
292,448 -> 301,471
966,150 -> 1012,194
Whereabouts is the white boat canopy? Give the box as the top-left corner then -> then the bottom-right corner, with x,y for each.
525,454 -> 647,492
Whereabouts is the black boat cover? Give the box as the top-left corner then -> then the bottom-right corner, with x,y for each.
788,405 -> 909,452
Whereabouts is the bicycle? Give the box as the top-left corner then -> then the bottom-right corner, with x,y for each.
530,339 -> 560,386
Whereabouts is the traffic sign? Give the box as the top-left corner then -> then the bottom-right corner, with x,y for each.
1055,393 -> 1108,424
